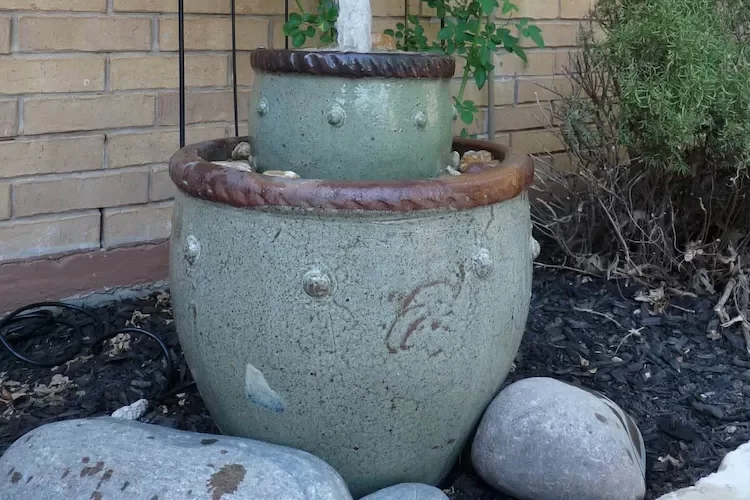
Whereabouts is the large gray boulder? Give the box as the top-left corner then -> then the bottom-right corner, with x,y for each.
0,417 -> 353,500
359,483 -> 449,500
471,377 -> 646,500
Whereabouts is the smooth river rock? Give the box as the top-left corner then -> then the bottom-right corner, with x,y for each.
471,377 -> 646,500
359,483 -> 449,500
0,417 -> 353,500
656,440 -> 750,500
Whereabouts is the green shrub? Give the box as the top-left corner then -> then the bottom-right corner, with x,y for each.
588,0 -> 750,174
532,0 -> 750,293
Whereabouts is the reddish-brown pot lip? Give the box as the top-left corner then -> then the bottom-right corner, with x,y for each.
168,136 -> 534,213
250,48 -> 456,79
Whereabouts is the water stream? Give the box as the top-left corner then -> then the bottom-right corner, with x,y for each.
335,0 -> 372,52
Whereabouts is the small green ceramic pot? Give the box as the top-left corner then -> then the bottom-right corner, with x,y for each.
247,49 -> 456,181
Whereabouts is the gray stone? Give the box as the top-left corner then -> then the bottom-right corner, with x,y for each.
360,483 -> 449,500
231,141 -> 252,160
471,377 -> 646,500
0,417 -> 353,500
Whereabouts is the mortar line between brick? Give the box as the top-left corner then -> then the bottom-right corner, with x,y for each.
146,162 -> 153,200
151,15 -> 158,51
9,15 -> 18,52
99,208 -> 105,249
107,0 -> 113,15
18,85 -> 251,99
0,50 -> 243,59
104,54 -> 111,92
16,97 -> 23,136
102,131 -> 109,169
9,183 -> 15,219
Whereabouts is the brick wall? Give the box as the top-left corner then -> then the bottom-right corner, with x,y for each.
0,0 -> 590,264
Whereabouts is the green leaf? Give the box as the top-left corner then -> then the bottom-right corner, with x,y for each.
460,109 -> 474,124
480,0 -> 498,15
288,13 -> 302,26
502,0 -> 519,15
475,66 -> 488,89
305,26 -> 316,37
526,25 -> 545,47
480,45 -> 491,66
292,33 -> 306,47
463,100 -> 479,112
438,26 -> 454,40
512,45 -> 528,63
460,128 -> 469,138
384,29 -> 395,36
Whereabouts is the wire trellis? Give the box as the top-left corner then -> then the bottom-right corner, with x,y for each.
177,0 -> 492,148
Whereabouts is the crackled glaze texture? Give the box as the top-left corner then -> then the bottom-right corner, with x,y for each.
248,49 -> 455,181
168,137 -> 534,497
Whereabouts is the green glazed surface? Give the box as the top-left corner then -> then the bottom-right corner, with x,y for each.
169,191 -> 533,497
248,72 -> 455,181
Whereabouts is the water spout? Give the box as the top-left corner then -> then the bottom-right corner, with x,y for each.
335,0 -> 372,52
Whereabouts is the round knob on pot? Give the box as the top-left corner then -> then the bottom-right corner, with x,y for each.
472,247 -> 494,279
257,97 -> 269,116
303,268 -> 335,298
324,104 -> 346,127
184,235 -> 201,265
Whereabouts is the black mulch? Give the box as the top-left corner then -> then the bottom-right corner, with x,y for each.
2,268 -> 750,499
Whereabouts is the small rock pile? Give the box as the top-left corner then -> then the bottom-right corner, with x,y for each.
441,149 -> 502,177
217,143 -> 503,181
213,142 -> 301,180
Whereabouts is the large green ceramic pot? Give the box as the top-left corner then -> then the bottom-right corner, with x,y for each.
247,49 -> 456,181
168,137 -> 536,498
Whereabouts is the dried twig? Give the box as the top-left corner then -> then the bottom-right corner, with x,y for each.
614,327 -> 644,355
715,278 -> 736,323
574,307 -> 623,328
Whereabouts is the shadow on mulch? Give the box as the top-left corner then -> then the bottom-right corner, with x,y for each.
2,268 -> 749,500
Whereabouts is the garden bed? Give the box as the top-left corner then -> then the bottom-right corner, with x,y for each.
1,267 -> 749,499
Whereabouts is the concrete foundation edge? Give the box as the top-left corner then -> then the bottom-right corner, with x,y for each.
0,241 -> 169,314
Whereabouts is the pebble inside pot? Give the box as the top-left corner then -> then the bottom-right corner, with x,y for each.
168,46 -> 536,498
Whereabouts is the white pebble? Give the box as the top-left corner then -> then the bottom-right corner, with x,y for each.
111,399 -> 149,420
450,151 -> 461,169
214,160 -> 254,172
263,170 -> 300,179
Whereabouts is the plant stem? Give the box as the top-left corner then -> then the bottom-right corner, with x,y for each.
457,66 -> 470,104
457,12 -> 482,105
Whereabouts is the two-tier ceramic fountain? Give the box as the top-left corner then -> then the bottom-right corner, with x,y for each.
168,2 -> 536,497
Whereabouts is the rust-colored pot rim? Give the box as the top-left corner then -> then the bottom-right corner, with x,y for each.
250,47 -> 455,79
169,136 -> 534,213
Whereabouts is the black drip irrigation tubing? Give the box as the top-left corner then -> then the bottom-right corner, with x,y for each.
0,302 -> 175,400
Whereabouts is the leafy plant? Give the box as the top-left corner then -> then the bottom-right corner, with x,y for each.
574,0 -> 750,175
284,0 -> 339,47
283,0 -> 545,136
531,0 -> 750,292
